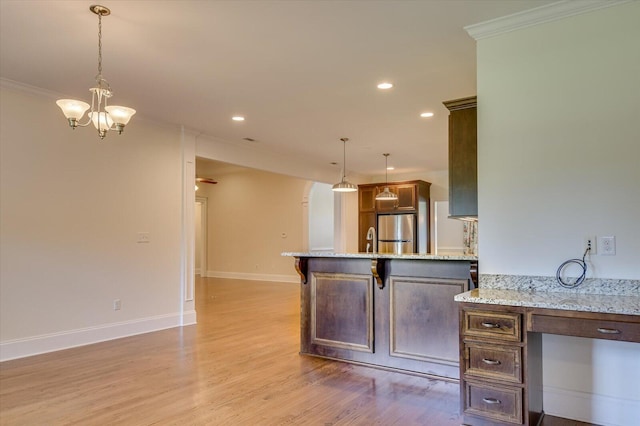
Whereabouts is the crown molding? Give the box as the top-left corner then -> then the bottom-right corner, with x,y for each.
464,0 -> 631,41
1,77 -> 62,100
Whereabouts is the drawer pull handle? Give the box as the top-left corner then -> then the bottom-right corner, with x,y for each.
597,327 -> 621,334
482,397 -> 501,405
482,358 -> 501,365
481,322 -> 501,329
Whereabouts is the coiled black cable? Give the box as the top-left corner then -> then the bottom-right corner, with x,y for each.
556,247 -> 590,288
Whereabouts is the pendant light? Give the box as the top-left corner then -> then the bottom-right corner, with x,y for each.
375,153 -> 398,201
56,5 -> 136,139
332,137 -> 358,193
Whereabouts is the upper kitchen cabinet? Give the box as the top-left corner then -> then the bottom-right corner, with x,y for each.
377,183 -> 417,212
358,181 -> 429,213
358,185 -> 377,213
443,96 -> 477,219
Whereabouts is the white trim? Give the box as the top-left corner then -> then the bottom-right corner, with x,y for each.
0,313 -> 187,362
543,385 -> 640,426
464,0 -> 630,40
206,270 -> 299,284
181,310 -> 197,327
195,196 -> 208,277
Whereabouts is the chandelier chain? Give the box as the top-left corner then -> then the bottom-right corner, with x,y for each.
97,12 -> 103,83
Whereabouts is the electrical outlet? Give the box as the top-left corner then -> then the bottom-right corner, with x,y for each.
600,236 -> 616,255
113,299 -> 121,310
584,236 -> 596,255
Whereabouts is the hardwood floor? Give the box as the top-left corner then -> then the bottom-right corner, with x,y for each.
1,277 -> 462,425
0,277 -> 598,425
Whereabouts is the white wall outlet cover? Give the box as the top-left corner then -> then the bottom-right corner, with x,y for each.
600,236 -> 616,255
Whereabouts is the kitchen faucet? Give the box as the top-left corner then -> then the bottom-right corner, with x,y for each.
366,226 -> 376,253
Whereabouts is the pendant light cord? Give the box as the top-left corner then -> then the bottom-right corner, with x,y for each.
341,137 -> 349,180
384,153 -> 390,184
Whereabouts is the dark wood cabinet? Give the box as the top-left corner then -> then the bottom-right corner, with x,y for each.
358,185 -> 377,213
357,180 -> 431,253
377,183 -> 417,212
458,301 -> 640,425
459,305 -> 536,426
444,96 -> 477,219
298,257 -> 475,380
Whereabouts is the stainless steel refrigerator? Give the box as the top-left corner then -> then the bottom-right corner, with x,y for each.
378,214 -> 415,254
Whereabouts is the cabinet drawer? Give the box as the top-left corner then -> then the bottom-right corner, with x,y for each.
464,342 -> 522,384
464,381 -> 523,424
464,310 -> 522,342
529,314 -> 640,343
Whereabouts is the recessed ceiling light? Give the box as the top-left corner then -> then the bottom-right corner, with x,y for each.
377,82 -> 393,90
420,112 -> 434,118
232,116 -> 245,121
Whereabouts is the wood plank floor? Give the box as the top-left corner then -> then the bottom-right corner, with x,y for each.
0,277 -> 595,425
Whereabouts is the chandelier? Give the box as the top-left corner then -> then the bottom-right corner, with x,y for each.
56,5 -> 135,139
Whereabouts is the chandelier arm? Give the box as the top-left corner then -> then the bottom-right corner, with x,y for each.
75,117 -> 94,128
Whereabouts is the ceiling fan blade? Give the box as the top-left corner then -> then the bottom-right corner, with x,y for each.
196,177 -> 218,184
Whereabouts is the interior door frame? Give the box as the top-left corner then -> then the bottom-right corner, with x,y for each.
195,196 -> 208,277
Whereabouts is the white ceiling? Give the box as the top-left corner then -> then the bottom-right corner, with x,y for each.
0,0 -> 554,178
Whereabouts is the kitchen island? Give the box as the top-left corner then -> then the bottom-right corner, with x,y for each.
282,252 -> 478,380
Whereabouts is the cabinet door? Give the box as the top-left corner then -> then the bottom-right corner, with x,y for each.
359,186 -> 377,212
396,184 -> 417,211
376,184 -> 417,212
445,97 -> 477,218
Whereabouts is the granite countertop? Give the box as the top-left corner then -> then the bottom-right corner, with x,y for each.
281,251 -> 478,261
455,288 -> 640,316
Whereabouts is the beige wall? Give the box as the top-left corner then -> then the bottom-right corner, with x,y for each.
477,2 -> 640,424
198,167 -> 309,280
0,84 -> 186,359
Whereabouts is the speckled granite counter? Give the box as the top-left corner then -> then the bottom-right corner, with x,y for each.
454,288 -> 640,316
281,251 -> 478,261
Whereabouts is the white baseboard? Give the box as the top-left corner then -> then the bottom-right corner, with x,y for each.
206,270 -> 299,283
0,312 -> 188,362
181,310 -> 197,326
543,385 -> 640,426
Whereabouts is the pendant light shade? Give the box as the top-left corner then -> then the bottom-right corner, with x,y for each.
332,138 -> 357,193
375,153 -> 398,201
